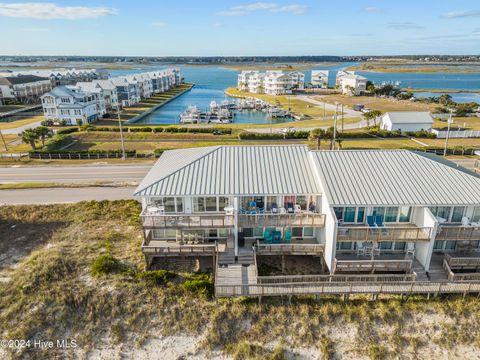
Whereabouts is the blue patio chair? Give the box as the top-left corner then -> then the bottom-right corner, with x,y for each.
264,230 -> 272,244
287,202 -> 294,213
375,215 -> 384,227
240,207 -> 247,214
258,207 -> 265,214
249,201 -> 257,208
367,215 -> 376,227
273,231 -> 282,244
285,228 -> 292,243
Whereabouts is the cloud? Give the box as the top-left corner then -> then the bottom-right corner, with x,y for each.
0,2 -> 117,19
442,10 -> 480,18
151,21 -> 167,27
387,22 -> 424,30
218,2 -> 306,16
213,23 -> 223,27
364,6 -> 383,13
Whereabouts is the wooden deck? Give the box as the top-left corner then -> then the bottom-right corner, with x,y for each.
141,213 -> 234,229
436,226 -> 480,241
336,225 -> 432,242
256,241 -> 325,255
238,212 -> 326,228
142,241 -> 217,256
333,253 -> 413,273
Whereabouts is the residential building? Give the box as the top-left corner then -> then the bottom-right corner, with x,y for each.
380,112 -> 434,132
90,79 -> 119,111
75,82 -> 110,115
0,68 -> 108,86
311,70 -> 329,88
337,73 -> 368,95
0,75 -> 53,104
238,70 -> 304,95
335,70 -> 355,87
134,146 -> 480,297
41,85 -> 102,125
111,77 -> 141,107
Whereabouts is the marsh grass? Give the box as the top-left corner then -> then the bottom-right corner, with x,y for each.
0,201 -> 479,359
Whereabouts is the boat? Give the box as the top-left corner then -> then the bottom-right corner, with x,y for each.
180,105 -> 202,123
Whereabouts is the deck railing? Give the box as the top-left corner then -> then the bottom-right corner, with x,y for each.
141,241 -> 217,255
256,240 -> 325,255
215,281 -> 480,298
141,212 -> 234,229
436,226 -> 480,241
238,212 -> 325,228
257,273 -> 417,284
443,259 -> 480,281
333,258 -> 413,273
336,226 -> 432,242
445,253 -> 480,269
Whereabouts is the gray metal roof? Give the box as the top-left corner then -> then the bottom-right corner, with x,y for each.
383,112 -> 434,124
310,150 -> 480,206
134,145 -> 322,197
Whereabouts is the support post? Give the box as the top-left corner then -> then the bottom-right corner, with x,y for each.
233,196 -> 239,257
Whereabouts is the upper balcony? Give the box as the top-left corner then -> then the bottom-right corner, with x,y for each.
435,225 -> 480,241
238,212 -> 325,228
141,208 -> 234,229
336,224 -> 433,243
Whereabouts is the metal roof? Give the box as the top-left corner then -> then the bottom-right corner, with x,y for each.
383,112 -> 434,124
310,150 -> 480,206
134,145 -> 322,197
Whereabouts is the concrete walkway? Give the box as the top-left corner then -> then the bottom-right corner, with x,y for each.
296,95 -> 364,118
1,120 -> 43,135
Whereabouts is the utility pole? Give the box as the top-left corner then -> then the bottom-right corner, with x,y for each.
341,104 -> 344,133
443,109 -> 453,157
0,130 -> 8,151
332,102 -> 338,150
117,104 -> 126,160
323,102 -> 326,121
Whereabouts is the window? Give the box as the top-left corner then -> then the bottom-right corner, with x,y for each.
344,207 -> 356,223
163,197 -> 175,213
152,229 -> 176,239
473,207 -> 480,222
433,240 -> 445,250
193,197 -> 205,212
296,196 -> 307,210
445,241 -> 457,250
334,207 -> 344,222
266,196 -> 277,211
152,197 -> 183,213
292,227 -> 303,237
357,207 -> 365,223
218,197 -> 229,211
205,197 -> 217,212
304,227 -> 314,237
430,206 -> 451,220
372,207 -> 385,218
399,206 -> 411,222
338,242 -> 353,250
380,242 -> 393,250
394,242 -> 406,250
451,207 -> 465,223
385,207 -> 399,222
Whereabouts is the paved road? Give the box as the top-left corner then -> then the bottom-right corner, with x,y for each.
0,187 -> 136,205
1,120 -> 43,135
0,164 -> 151,183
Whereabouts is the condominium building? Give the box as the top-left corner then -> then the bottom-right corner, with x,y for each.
41,85 -> 103,125
0,75 -> 53,104
111,77 -> 141,107
90,79 -> 120,111
237,70 -> 304,95
135,145 -> 480,297
311,70 -> 329,88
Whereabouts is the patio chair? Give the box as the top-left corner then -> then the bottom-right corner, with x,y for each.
367,215 -> 376,227
272,203 -> 278,213
461,217 -> 471,227
285,229 -> 292,243
279,207 -> 287,214
249,201 -> 257,208
263,230 -> 273,244
356,242 -> 365,256
258,207 -> 265,214
273,231 -> 282,244
375,216 -> 384,227
294,204 -> 302,213
240,207 -> 247,214
287,202 -> 294,213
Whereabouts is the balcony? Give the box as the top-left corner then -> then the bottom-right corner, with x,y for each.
256,240 -> 324,255
238,212 -> 325,228
435,225 -> 480,241
141,210 -> 234,229
141,240 -> 217,257
336,224 -> 432,242
334,254 -> 414,274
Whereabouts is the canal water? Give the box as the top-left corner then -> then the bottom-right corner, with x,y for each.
107,64 -> 480,125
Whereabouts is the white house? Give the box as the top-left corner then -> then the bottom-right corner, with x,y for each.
75,82 -> 109,115
135,145 -> 480,299
338,74 -> 368,96
380,112 -> 434,132
311,70 -> 329,88
41,86 -> 102,125
335,70 -> 355,87
111,77 -> 141,107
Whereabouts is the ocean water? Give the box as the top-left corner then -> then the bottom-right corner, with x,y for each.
107,64 -> 480,124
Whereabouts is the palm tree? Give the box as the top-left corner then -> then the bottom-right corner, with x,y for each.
309,128 -> 325,150
325,126 -> 335,150
21,129 -> 39,150
35,126 -> 49,147
336,138 -> 344,150
364,110 -> 383,128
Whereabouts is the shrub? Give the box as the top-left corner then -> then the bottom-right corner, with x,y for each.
56,127 -> 79,135
41,120 -> 53,126
181,273 -> 214,298
76,119 -> 83,126
41,134 -> 73,152
152,127 -> 164,133
137,270 -> 176,286
79,124 -> 94,132
128,127 -> 153,133
90,254 -> 128,277
154,149 -> 165,157
164,126 -> 188,133
238,132 -> 284,140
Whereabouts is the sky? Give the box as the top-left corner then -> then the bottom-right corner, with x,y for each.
1,0 -> 480,56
